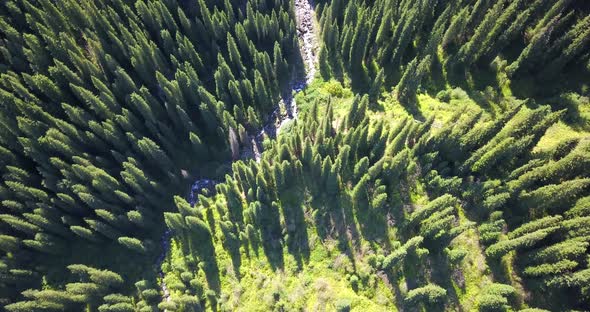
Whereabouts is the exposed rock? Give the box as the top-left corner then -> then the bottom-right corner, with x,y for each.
294,0 -> 319,84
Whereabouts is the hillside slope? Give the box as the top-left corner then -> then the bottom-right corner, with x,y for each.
0,0 -> 589,311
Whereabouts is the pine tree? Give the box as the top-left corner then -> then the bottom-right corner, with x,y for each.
519,178 -> 590,215
486,230 -> 551,259
117,237 -> 147,254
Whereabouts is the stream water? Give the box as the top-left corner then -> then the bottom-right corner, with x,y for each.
157,0 -> 318,304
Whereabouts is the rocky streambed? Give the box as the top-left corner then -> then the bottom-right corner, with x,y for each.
295,0 -> 319,85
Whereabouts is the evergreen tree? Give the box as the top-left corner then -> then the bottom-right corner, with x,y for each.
117,237 -> 147,254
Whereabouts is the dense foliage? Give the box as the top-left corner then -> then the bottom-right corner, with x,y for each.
316,0 -> 590,108
0,0 -> 589,311
0,0 -> 299,310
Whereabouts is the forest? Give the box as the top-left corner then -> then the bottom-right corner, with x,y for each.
0,0 -> 589,311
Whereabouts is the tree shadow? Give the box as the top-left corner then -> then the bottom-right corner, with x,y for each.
544,92 -> 590,132
399,95 -> 426,121
279,185 -> 311,269
487,258 -> 513,286
382,253 -> 431,312
446,67 -> 498,112
349,64 -> 371,92
383,271 -> 406,312
512,61 -> 590,108
257,199 -> 285,271
189,230 -> 221,293
312,200 -> 330,242
425,58 -> 448,97
205,208 -> 218,243
520,277 -> 576,311
320,49 -> 345,83
402,252 -> 428,292
260,226 -> 285,271
329,193 -> 358,272
354,197 -> 392,250
397,252 -> 451,312
427,251 -> 464,312
287,10 -> 307,86
219,224 -> 242,279
308,190 -> 359,270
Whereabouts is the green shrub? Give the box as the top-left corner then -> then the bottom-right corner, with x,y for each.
478,294 -> 508,311
322,80 -> 351,98
335,298 -> 352,312
157,301 -> 178,311
405,284 -> 446,304
450,87 -> 469,100
446,248 -> 468,265
436,90 -> 451,103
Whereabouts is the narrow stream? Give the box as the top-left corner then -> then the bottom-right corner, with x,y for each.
157,0 -> 319,303
295,0 -> 318,85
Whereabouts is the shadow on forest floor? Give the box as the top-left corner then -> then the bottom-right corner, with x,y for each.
279,185 -> 311,269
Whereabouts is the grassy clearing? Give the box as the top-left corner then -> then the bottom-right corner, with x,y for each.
452,208 -> 493,310
534,121 -> 590,154
164,187 -> 398,311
